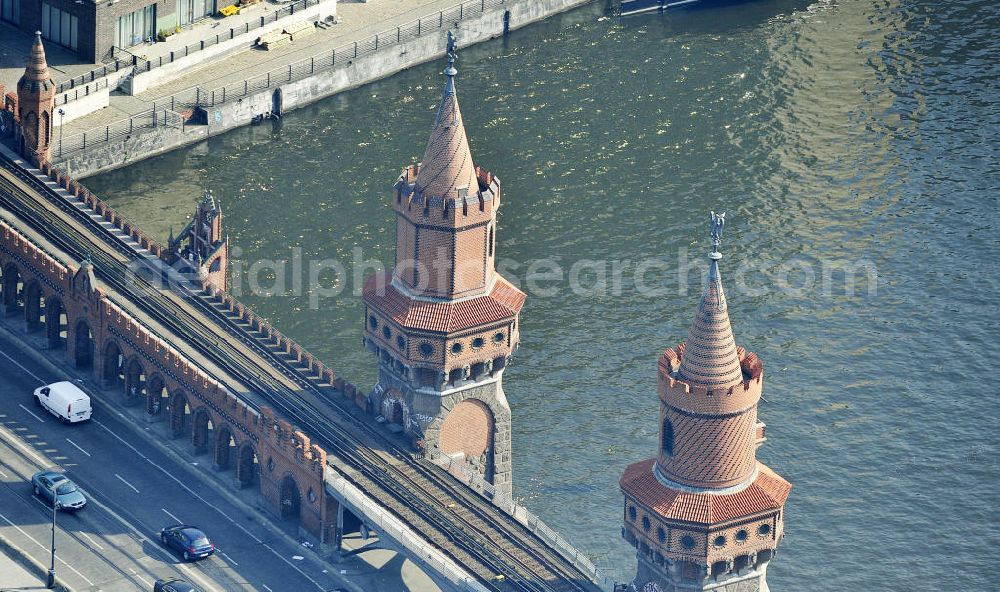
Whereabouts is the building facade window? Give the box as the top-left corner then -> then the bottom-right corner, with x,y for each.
41,4 -> 78,50
115,4 -> 157,48
179,0 -> 214,26
0,0 -> 20,25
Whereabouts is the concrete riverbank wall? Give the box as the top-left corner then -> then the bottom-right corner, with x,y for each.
57,0 -> 596,178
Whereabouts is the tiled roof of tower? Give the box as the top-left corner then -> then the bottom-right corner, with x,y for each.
414,57 -> 480,202
676,254 -> 745,389
620,459 -> 791,524
18,32 -> 54,93
363,271 -> 525,333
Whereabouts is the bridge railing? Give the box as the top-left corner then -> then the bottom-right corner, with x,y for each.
434,456 -> 620,591
58,109 -> 185,159
327,471 -> 491,592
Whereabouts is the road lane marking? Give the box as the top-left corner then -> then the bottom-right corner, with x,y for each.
162,507 -> 183,524
92,420 -> 325,590
262,585 -> 273,592
94,419 -> 265,542
115,473 -> 140,493
219,550 -> 239,566
65,438 -> 91,457
0,349 -> 45,382
0,422 -> 50,466
0,467 -> 8,478
79,531 -> 105,551
128,568 -> 153,588
0,510 -> 96,586
17,403 -> 45,423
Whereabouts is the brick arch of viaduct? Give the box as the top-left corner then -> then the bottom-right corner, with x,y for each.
0,220 -> 330,538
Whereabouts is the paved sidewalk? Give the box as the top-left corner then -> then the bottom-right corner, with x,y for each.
59,0 -> 482,137
0,544 -> 49,591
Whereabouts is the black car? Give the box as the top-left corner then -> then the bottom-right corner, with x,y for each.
153,577 -> 202,592
158,524 -> 215,561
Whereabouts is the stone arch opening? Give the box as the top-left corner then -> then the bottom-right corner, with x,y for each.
146,374 -> 168,417
214,426 -> 235,471
439,398 -> 494,480
192,408 -> 214,454
2,262 -> 22,316
44,297 -> 65,349
734,554 -> 751,572
236,444 -> 258,488
712,560 -> 730,578
169,392 -> 191,439
380,388 -> 405,426
279,474 -> 301,522
103,341 -> 124,388
124,358 -> 146,406
73,319 -> 93,369
23,281 -> 42,332
271,88 -> 282,116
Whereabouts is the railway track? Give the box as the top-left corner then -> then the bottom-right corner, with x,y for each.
0,156 -> 604,592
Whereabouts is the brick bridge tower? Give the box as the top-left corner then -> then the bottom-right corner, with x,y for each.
362,35 -> 525,500
166,189 -> 229,293
17,32 -> 55,166
620,213 -> 791,592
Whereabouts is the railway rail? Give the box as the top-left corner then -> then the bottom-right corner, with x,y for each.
0,155 -> 606,592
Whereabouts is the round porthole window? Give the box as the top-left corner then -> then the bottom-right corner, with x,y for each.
758,524 -> 771,536
641,516 -> 650,532
368,315 -> 378,329
713,535 -> 727,548
397,335 -> 406,350
451,342 -> 463,355
736,529 -> 749,542
382,326 -> 392,339
419,342 -> 433,357
681,535 -> 695,550
472,337 -> 485,349
493,331 -> 505,343
628,506 -> 637,521
307,488 -> 317,504
657,527 -> 666,544
266,457 -> 275,473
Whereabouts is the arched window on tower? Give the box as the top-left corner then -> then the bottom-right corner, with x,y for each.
41,111 -> 50,146
488,226 -> 494,257
662,418 -> 674,457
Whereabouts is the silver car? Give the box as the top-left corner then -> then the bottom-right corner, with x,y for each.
31,471 -> 86,510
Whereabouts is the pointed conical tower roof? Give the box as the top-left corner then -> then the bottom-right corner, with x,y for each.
18,32 -> 54,93
414,37 -> 480,202
676,212 -> 745,390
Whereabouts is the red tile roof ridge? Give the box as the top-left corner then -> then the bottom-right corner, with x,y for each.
621,459 -> 790,525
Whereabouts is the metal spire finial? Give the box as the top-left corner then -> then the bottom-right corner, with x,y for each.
444,31 -> 458,78
710,211 -> 725,259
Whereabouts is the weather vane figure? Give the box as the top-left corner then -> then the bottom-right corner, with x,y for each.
710,210 -> 726,253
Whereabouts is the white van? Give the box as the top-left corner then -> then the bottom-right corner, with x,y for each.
34,382 -> 92,424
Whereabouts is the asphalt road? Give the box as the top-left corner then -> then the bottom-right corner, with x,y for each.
0,344 -> 347,592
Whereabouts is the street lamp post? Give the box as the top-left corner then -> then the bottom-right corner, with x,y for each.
57,108 -> 65,158
47,491 -> 58,588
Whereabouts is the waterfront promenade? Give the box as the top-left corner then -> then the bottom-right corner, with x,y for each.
54,0 -> 517,138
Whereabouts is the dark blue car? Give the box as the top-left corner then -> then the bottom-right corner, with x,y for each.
159,524 -> 215,561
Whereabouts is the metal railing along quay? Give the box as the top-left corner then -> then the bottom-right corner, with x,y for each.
57,0 -> 536,160
0,155 -> 613,592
